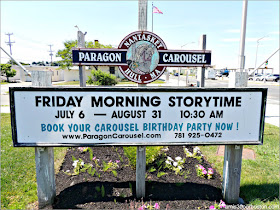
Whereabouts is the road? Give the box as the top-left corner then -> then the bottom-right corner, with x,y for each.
1,76 -> 279,127
167,75 -> 279,127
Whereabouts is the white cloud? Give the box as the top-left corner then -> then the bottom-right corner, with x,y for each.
269,31 -> 280,35
222,37 -> 274,42
222,38 -> 239,42
225,29 -> 240,33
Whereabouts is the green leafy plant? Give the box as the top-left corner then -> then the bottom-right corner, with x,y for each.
165,156 -> 185,175
148,166 -> 157,173
114,147 -> 123,162
209,200 -> 226,209
175,182 -> 184,187
129,182 -> 133,194
195,164 -> 214,179
102,159 -> 120,177
65,158 -> 85,175
101,185 -> 105,198
136,202 -> 160,210
77,147 -> 89,152
157,171 -> 166,178
95,186 -> 101,192
87,69 -> 118,86
184,170 -> 191,179
0,64 -> 17,82
184,146 -> 203,162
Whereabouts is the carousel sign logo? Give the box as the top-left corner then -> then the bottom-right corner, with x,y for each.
72,31 -> 211,84
118,31 -> 167,83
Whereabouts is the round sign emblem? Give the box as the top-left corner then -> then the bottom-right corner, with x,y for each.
118,31 -> 167,84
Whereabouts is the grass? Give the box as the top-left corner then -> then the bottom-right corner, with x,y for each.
53,81 -> 80,85
1,113 -> 68,209
200,123 -> 280,208
53,79 -> 165,86
119,80 -> 165,85
123,146 -> 164,168
1,81 -> 8,85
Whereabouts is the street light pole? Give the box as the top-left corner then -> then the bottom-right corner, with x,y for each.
254,35 -> 268,74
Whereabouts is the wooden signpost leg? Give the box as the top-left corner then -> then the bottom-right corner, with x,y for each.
136,0 -> 147,199
222,145 -> 243,204
32,71 -> 55,208
136,146 -> 146,198
35,147 -> 56,208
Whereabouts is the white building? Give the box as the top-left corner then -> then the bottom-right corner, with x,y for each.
10,65 -> 124,82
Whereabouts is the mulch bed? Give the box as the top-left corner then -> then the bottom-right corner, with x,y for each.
53,146 -> 223,209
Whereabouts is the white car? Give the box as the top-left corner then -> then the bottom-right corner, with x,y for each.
262,74 -> 279,82
248,74 -> 263,81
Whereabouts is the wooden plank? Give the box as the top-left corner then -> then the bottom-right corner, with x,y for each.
222,145 -> 243,204
35,147 -> 56,208
136,0 -> 147,198
31,71 -> 52,87
197,34 -> 206,87
136,146 -> 146,198
32,71 -> 55,208
138,0 -> 147,31
77,31 -> 86,87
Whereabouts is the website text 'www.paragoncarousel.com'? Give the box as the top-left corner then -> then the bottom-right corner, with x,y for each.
62,133 -> 161,141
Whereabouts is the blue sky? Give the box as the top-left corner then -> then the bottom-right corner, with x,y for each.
1,1 -> 279,71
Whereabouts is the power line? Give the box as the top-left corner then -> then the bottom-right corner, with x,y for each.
48,44 -> 54,65
5,33 -> 15,55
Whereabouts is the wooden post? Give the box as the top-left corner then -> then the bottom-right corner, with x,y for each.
222,145 -> 243,204
226,72 -> 247,204
136,0 -> 147,199
35,147 -> 56,208
138,0 -> 147,31
136,146 -> 146,198
77,31 -> 86,87
197,34 -> 206,87
31,71 -> 56,208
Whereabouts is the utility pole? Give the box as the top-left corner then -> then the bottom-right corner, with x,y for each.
6,33 -> 15,55
48,45 -> 54,66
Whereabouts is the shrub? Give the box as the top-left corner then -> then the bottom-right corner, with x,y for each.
87,69 -> 118,86
1,64 -> 17,82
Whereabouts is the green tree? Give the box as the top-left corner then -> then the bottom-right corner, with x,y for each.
1,64 -> 17,82
7,60 -> 30,66
56,40 -> 112,70
7,59 -> 17,65
87,69 -> 118,86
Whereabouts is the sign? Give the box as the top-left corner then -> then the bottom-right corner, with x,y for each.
72,31 -> 211,84
10,87 -> 266,147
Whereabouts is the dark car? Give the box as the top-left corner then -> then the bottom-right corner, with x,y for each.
216,70 -> 229,77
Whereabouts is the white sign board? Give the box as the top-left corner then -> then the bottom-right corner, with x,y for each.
10,87 -> 266,146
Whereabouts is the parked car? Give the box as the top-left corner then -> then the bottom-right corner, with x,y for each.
174,73 -> 179,76
262,74 -> 279,82
248,74 -> 263,81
